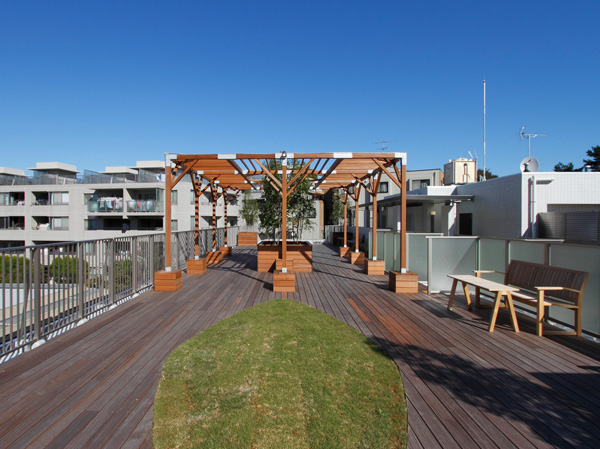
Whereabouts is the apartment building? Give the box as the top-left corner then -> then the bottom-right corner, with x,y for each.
0,161 -> 241,248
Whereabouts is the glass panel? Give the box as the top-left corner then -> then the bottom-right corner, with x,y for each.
429,237 -> 477,292
407,234 -> 428,279
550,244 -> 600,336
479,238 -> 506,283
510,240 -> 546,264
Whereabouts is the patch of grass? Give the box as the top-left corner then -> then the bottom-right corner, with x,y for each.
153,299 -> 407,448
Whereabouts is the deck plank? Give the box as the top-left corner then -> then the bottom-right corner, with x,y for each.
0,244 -> 598,449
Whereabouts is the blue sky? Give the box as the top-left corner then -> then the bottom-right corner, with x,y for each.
1,0 -> 598,176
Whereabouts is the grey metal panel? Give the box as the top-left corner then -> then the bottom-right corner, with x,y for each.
538,212 -> 565,239
566,212 -> 599,242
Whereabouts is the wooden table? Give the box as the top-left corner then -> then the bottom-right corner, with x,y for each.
447,274 -> 520,333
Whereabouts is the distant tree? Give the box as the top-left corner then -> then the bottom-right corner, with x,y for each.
330,191 -> 344,225
477,168 -> 498,180
553,162 -> 578,172
554,145 -> 600,172
583,146 -> 600,171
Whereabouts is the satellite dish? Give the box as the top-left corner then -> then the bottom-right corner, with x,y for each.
520,157 -> 539,173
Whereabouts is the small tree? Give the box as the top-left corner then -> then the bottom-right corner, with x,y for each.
288,176 -> 316,242
330,191 -> 345,225
1,255 -> 30,283
240,190 -> 259,227
259,161 -> 283,241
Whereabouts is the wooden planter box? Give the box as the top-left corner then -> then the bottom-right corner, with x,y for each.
257,242 -> 312,273
187,258 -> 207,274
154,269 -> 182,291
389,271 -> 419,293
219,246 -> 231,258
349,251 -> 364,265
273,270 -> 296,292
238,232 -> 258,246
339,246 -> 351,257
364,259 -> 385,276
206,251 -> 222,265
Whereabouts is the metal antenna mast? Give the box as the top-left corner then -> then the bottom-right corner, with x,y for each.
519,126 -> 546,158
483,79 -> 486,180
374,140 -> 398,152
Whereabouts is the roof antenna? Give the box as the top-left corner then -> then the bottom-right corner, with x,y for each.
519,126 -> 546,158
374,140 -> 398,151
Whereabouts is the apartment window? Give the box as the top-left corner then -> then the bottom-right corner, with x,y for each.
190,190 -> 195,205
411,179 -> 430,190
50,192 -> 69,205
171,219 -> 178,231
51,217 -> 69,230
171,190 -> 178,205
378,182 -> 389,193
190,216 -> 196,230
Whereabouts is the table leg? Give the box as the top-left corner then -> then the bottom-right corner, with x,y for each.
447,278 -> 458,310
488,291 -> 503,332
462,282 -> 472,310
505,292 -> 520,333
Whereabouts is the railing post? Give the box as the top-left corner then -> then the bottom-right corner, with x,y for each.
109,239 -> 115,305
132,236 -> 138,294
78,242 -> 85,321
32,247 -> 42,345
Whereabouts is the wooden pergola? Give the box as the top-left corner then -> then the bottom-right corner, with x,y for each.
159,152 -> 408,291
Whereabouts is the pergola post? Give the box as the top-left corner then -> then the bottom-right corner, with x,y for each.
281,160 -> 288,270
165,162 -> 172,271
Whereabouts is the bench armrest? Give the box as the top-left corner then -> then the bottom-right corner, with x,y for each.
473,270 -> 504,278
535,286 -> 581,293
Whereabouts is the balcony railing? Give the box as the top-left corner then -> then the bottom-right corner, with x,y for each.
126,199 -> 163,213
87,198 -> 124,213
0,227 -> 241,363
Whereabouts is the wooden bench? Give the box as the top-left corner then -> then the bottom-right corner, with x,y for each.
447,274 -> 520,333
475,260 -> 589,337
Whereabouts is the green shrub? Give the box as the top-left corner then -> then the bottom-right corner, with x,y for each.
1,255 -> 30,283
49,256 -> 89,284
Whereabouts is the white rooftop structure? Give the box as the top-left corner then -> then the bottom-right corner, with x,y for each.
0,166 -> 27,177
28,162 -> 79,174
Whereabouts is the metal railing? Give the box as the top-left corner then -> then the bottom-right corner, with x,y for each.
0,229 -> 207,362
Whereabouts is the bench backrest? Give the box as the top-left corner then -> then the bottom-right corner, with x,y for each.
505,260 -> 589,303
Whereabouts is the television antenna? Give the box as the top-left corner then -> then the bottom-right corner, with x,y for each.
374,140 -> 398,152
519,126 -> 546,158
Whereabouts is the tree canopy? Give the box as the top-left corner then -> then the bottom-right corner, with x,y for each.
554,145 -> 600,172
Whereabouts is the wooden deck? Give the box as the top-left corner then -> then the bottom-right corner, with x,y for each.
0,244 -> 598,448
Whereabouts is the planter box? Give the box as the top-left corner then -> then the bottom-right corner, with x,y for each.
273,270 -> 296,292
349,251 -> 364,265
364,259 -> 385,276
154,269 -> 183,291
187,258 -> 207,274
339,246 -> 351,257
257,242 -> 312,273
206,251 -> 222,265
389,271 -> 419,293
219,246 -> 231,258
276,259 -> 294,271
238,232 -> 258,246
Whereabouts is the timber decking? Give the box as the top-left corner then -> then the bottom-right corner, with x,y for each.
0,245 -> 598,448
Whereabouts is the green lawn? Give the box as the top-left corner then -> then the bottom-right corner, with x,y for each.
153,299 -> 407,448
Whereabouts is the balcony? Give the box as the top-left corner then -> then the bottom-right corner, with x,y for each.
126,199 -> 163,213
87,197 -> 124,213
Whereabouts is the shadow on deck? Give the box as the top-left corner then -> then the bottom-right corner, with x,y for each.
0,244 -> 598,448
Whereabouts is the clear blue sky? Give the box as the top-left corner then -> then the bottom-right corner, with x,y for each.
1,0 -> 598,176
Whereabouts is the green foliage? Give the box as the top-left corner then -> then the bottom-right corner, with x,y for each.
258,159 -> 316,242
49,256 -> 89,284
554,145 -> 600,172
477,168 -> 498,180
114,258 -> 132,293
239,190 -> 259,227
154,300 -> 407,449
330,191 -> 345,225
1,255 -> 30,283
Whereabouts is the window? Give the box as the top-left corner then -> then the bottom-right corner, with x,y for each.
50,192 -> 69,205
190,215 -> 196,230
378,182 -> 389,193
171,190 -> 178,205
412,180 -> 430,190
190,190 -> 195,204
171,219 -> 178,231
51,217 -> 69,230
